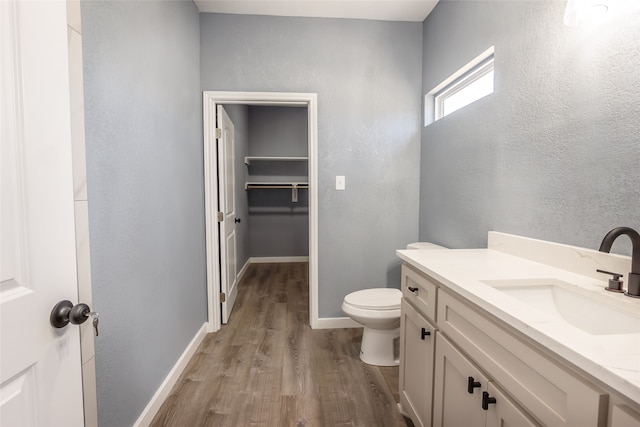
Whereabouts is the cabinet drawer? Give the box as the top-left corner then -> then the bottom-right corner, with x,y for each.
437,289 -> 608,427
401,264 -> 438,321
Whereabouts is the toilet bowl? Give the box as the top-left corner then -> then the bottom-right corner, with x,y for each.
342,288 -> 402,366
342,242 -> 447,366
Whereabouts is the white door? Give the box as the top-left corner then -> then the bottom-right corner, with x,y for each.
217,106 -> 238,324
0,1 -> 84,426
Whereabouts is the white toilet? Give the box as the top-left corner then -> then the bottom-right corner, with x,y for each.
406,242 -> 446,250
342,288 -> 403,366
342,242 -> 447,366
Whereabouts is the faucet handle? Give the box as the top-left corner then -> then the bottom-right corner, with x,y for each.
596,269 -> 624,293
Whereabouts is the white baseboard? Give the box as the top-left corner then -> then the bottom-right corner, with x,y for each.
250,256 -> 309,264
237,258 -> 251,281
313,316 -> 363,329
133,323 -> 208,427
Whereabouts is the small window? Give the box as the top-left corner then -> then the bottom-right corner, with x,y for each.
425,46 -> 494,125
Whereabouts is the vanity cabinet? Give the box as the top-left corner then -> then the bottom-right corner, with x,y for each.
610,404 -> 640,427
399,264 -> 439,427
433,333 -> 537,427
399,298 -> 436,427
398,262 -> 619,427
432,333 -> 488,427
437,289 -> 607,427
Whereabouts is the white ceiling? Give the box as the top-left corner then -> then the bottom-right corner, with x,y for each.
194,0 -> 440,22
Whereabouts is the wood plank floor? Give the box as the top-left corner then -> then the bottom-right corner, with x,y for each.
150,263 -> 413,427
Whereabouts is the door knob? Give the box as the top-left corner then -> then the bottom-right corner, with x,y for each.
69,303 -> 91,325
50,300 -> 92,328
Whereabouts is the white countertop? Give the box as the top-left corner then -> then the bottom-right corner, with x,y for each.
396,247 -> 640,405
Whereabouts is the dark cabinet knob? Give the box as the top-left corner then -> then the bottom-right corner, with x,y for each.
421,327 -> 430,340
467,376 -> 481,394
408,286 -> 418,293
234,218 -> 241,223
482,391 -> 497,410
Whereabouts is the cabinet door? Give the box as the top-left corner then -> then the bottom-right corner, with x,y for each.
485,383 -> 540,427
399,299 -> 436,427
433,333 -> 487,427
610,404 -> 640,427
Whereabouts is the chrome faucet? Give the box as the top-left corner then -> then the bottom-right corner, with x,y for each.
598,227 -> 640,298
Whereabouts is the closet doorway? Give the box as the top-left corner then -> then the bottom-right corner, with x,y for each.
203,92 -> 318,333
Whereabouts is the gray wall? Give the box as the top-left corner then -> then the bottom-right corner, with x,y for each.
81,2 -> 204,426
419,1 -> 640,254
248,106 -> 309,257
222,104 -> 251,270
201,14 -> 423,317
249,106 -> 308,157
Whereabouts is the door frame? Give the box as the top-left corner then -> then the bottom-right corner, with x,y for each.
203,91 -> 319,332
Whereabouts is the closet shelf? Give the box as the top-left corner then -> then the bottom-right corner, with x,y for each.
244,156 -> 308,165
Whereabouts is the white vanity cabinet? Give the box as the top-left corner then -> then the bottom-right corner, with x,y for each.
437,289 -> 607,427
485,382 -> 541,427
399,264 -> 439,427
433,333 -> 537,427
398,262 -> 630,427
399,298 -> 436,427
610,404 -> 640,427
432,333 -> 488,427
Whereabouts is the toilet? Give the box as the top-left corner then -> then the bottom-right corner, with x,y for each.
342,288 -> 402,366
406,242 -> 446,250
342,242 -> 447,366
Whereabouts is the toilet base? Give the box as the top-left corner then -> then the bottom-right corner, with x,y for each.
359,326 -> 400,366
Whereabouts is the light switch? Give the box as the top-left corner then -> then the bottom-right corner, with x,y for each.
336,175 -> 345,190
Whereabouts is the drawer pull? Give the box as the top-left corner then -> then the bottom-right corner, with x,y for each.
467,376 -> 481,394
408,286 -> 419,293
482,391 -> 497,410
421,327 -> 431,340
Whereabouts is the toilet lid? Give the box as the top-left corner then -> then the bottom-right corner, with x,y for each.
344,288 -> 402,310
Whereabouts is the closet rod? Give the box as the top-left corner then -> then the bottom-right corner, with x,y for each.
245,182 -> 308,202
245,183 -> 308,190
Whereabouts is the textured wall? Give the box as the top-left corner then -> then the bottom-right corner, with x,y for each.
201,14 -> 423,317
222,104 -> 250,269
81,2 -> 204,426
249,106 -> 308,157
419,1 -> 640,254
247,106 -> 309,257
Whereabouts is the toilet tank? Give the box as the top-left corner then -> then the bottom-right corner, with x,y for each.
406,242 -> 447,250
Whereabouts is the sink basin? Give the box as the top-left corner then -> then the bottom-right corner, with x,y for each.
482,279 -> 640,336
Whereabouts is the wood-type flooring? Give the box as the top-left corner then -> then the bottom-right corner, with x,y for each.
150,262 -> 413,427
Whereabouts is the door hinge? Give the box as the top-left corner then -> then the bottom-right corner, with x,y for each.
220,292 -> 226,302
215,128 -> 222,139
217,211 -> 223,222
